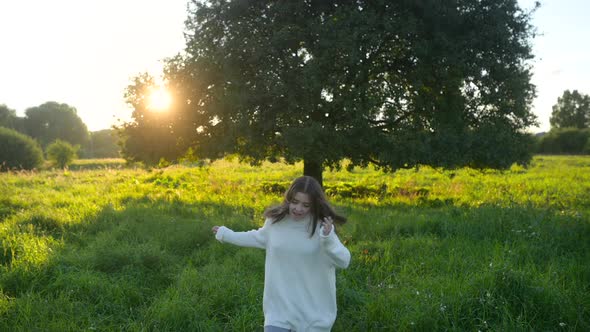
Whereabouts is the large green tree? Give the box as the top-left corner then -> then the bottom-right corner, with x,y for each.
550,90 -> 590,129
24,101 -> 89,148
123,0 -> 538,184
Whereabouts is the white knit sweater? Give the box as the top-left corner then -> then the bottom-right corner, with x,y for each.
215,216 -> 351,331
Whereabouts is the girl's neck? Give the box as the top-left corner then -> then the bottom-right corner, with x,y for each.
289,213 -> 311,222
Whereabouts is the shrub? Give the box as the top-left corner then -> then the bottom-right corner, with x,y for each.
0,126 -> 44,171
46,140 -> 78,168
537,128 -> 590,154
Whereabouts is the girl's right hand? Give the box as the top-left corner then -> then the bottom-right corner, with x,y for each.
212,226 -> 220,234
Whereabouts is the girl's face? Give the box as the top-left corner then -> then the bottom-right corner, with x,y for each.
289,192 -> 312,220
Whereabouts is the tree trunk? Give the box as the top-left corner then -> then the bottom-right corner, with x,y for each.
303,159 -> 323,188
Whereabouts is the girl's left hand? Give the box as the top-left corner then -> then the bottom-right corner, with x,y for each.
321,217 -> 333,236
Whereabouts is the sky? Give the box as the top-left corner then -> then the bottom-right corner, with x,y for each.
1,0 -> 589,132
0,0 -> 187,131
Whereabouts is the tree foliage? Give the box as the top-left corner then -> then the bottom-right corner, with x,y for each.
0,127 -> 44,171
117,73 -> 191,165
121,0 -> 539,184
0,104 -> 24,132
536,128 -> 590,155
24,101 -> 89,148
80,129 -> 120,158
46,139 -> 78,169
550,90 -> 590,129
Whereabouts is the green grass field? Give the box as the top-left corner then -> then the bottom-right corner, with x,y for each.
1,156 -> 589,331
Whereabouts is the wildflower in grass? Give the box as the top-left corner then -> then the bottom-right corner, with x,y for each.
212,176 -> 350,332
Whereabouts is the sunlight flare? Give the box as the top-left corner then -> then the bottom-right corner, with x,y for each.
147,86 -> 172,112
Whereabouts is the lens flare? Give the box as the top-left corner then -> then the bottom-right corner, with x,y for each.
147,87 -> 172,111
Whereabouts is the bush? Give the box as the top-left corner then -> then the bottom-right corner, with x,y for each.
537,128 -> 590,154
0,127 -> 44,171
584,137 -> 590,154
46,140 -> 78,168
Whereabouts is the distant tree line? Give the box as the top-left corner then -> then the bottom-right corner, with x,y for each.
534,90 -> 590,155
0,101 -> 120,171
1,102 -> 88,147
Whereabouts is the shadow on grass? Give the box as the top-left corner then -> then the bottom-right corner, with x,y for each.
0,196 -> 265,330
66,159 -> 133,171
334,201 -> 590,331
1,197 -> 589,331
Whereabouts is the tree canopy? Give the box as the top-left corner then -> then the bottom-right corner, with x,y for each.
24,101 -> 89,148
80,129 -> 121,158
0,104 -> 24,132
118,73 -> 191,165
550,90 -> 590,129
121,0 -> 539,184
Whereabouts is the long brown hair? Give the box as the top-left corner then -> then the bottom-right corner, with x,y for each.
263,176 -> 347,237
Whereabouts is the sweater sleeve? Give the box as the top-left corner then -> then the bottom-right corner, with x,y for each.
214,219 -> 271,249
319,226 -> 351,269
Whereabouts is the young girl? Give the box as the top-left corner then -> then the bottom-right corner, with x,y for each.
212,176 -> 351,332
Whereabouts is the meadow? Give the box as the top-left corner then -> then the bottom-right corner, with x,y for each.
0,156 -> 589,331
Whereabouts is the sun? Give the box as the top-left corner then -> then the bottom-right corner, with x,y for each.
147,86 -> 172,112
